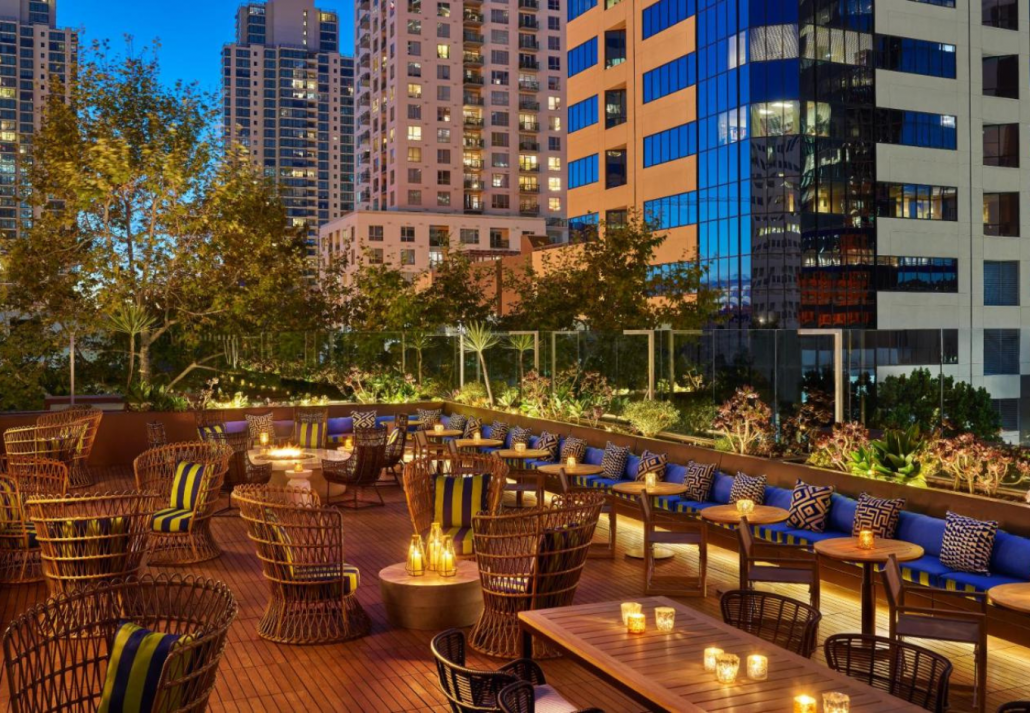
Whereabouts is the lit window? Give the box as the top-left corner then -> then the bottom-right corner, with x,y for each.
437,44 -> 450,58
549,197 -> 561,211
548,96 -> 561,110
548,157 -> 561,171
408,126 -> 422,140
408,147 -> 422,161
407,83 -> 421,98
549,116 -> 561,130
548,177 -> 562,192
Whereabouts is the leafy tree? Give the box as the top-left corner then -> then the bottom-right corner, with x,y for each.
872,368 -> 1001,440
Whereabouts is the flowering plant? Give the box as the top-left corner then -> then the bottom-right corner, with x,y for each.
712,386 -> 773,455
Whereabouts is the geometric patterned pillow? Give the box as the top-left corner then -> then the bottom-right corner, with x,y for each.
352,411 -> 377,429
559,436 -> 587,462
851,493 -> 906,539
416,408 -> 442,429
537,431 -> 559,460
635,450 -> 667,481
489,421 -> 510,443
245,412 -> 275,441
464,416 -> 482,437
682,461 -> 717,502
448,414 -> 469,434
939,511 -> 998,575
600,442 -> 630,480
509,426 -> 532,446
729,472 -> 766,504
787,480 -> 834,532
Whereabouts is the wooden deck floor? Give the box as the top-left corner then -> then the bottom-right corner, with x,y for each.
2,468 -> 1030,712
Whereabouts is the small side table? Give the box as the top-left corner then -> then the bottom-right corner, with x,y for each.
379,560 -> 484,630
989,583 -> 1030,614
611,482 -> 688,559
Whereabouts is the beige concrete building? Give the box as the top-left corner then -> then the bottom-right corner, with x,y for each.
354,0 -> 568,242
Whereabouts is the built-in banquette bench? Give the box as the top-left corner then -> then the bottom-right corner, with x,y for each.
219,414 -> 405,446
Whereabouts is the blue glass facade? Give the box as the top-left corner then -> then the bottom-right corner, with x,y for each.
568,95 -> 599,133
569,154 -> 600,188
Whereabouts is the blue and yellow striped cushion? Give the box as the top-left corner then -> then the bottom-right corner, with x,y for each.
1,524 -> 38,549
152,508 -> 193,533
443,526 -> 475,555
292,563 -> 361,594
196,424 -> 224,441
170,462 -> 206,511
434,475 -> 491,530
297,422 -> 325,448
0,479 -> 19,527
98,622 -> 191,713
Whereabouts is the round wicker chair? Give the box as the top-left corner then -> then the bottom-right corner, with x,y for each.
720,589 -> 823,658
382,414 -> 410,484
2,574 -> 238,713
4,422 -> 88,482
0,460 -> 68,584
403,453 -> 507,547
37,407 -> 104,488
234,483 -> 371,644
146,420 -> 168,449
322,425 -> 388,507
469,492 -> 605,659
27,490 -> 163,596
133,441 -> 232,565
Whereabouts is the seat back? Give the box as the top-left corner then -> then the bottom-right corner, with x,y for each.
720,589 -> 822,658
384,414 -> 409,467
498,681 -> 535,713
998,703 -> 1030,713
348,426 -> 389,485
431,628 -> 515,713
556,468 -> 571,495
146,421 -> 168,449
4,423 -> 88,473
881,554 -> 905,611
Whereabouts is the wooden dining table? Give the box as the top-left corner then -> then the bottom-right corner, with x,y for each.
519,597 -> 929,713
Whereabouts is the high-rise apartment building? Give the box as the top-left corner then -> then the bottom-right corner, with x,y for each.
222,0 -> 355,261
567,0 -> 1030,433
354,0 -> 568,243
0,0 -> 76,242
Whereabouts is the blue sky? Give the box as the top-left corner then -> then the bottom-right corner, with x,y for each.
62,0 -> 355,94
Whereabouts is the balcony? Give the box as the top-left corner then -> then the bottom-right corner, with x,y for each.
463,31 -> 485,45
463,9 -> 484,24
518,35 -> 540,51
519,0 -> 540,9
519,204 -> 540,215
518,79 -> 540,91
463,158 -> 484,169
464,197 -> 484,212
518,15 -> 539,29
463,52 -> 484,66
518,184 -> 540,193
463,72 -> 484,85
490,237 -> 511,249
463,93 -> 484,106
518,139 -> 540,151
519,164 -> 540,173
358,12 -> 370,27
463,115 -> 484,128
464,178 -> 484,190
518,98 -> 540,111
518,121 -> 540,132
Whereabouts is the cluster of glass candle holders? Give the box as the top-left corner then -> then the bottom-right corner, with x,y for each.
406,523 -> 456,577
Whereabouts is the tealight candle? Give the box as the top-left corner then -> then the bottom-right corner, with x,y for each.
439,539 -> 457,577
715,653 -> 740,684
345,436 -> 353,450
736,498 -> 755,517
621,602 -> 642,626
747,654 -> 768,681
514,442 -> 526,453
473,431 -> 481,442
259,432 -> 270,448
704,647 -> 724,672
644,471 -> 658,491
406,534 -> 426,576
626,612 -> 646,634
794,694 -> 817,713
566,456 -> 577,468
434,423 -> 444,434
293,461 -> 303,473
823,692 -> 850,713
655,606 -> 675,633
858,530 -> 875,550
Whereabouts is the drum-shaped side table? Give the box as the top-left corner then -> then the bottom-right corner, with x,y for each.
379,560 -> 484,630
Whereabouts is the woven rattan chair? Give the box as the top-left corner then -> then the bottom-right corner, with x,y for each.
0,461 -> 68,584
27,491 -> 163,596
294,406 -> 329,448
235,483 -> 370,644
998,703 -> 1030,713
555,468 -> 616,559
469,492 -> 605,659
146,420 -> 168,449
432,628 -> 547,713
824,634 -> 953,713
133,441 -> 231,565
37,407 -> 103,488
739,516 -> 820,607
4,422 -> 88,482
321,425 -> 388,507
404,454 -> 507,546
382,414 -> 410,484
2,574 -> 237,713
720,589 -> 822,657
498,681 -> 605,713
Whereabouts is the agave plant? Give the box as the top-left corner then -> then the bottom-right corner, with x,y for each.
463,322 -> 501,406
849,425 -> 923,484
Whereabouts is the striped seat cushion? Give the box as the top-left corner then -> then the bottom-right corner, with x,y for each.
0,479 -> 21,528
297,421 -> 325,448
292,563 -> 361,594
443,526 -> 475,555
328,433 -> 348,445
196,424 -> 224,441
1,524 -> 38,549
98,622 -> 191,713
152,508 -> 194,533
59,517 -> 129,560
170,462 -> 206,511
434,475 -> 492,530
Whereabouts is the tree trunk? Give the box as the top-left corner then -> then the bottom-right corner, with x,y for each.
517,352 -> 524,391
138,332 -> 151,384
126,333 -> 136,389
416,349 -> 423,387
479,353 -> 494,406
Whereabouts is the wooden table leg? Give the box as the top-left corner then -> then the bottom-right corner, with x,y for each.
860,562 -> 876,635
521,627 -> 534,659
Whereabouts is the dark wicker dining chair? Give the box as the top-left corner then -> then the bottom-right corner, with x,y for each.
720,589 -> 822,658
998,703 -> 1030,713
432,628 -> 546,713
498,681 -> 605,713
382,414 -> 410,484
321,425 -> 388,507
824,634 -> 952,713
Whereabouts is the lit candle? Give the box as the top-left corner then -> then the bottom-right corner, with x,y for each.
858,530 -> 875,550
406,534 -> 425,576
747,654 -> 768,681
655,606 -> 675,633
439,539 -> 457,577
434,423 -> 444,434
794,695 -> 817,713
736,499 -> 755,517
514,442 -> 526,453
644,471 -> 658,492
621,602 -> 642,626
715,653 -> 740,684
473,431 -> 481,442
704,647 -> 724,672
345,436 -> 353,450
293,461 -> 303,473
626,612 -> 646,634
259,432 -> 270,448
566,456 -> 577,468
823,692 -> 850,713
427,522 -> 443,571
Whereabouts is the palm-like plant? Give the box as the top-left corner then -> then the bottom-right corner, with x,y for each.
107,304 -> 157,389
463,322 -> 500,406
506,333 -> 535,389
408,331 -> 431,387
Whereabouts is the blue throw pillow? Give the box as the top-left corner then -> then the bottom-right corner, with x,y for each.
600,442 -> 630,480
787,480 -> 834,533
940,511 -> 997,575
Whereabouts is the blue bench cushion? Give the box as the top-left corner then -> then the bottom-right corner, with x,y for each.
764,485 -> 793,511
328,417 -> 353,435
941,570 -> 1023,593
895,512 -> 946,558
670,498 -> 717,515
583,447 -> 605,466
826,494 -> 858,535
664,463 -> 688,485
992,530 -> 1030,581
710,472 -> 734,504
899,556 -> 954,588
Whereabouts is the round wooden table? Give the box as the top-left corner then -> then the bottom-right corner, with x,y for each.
988,583 -> 1030,614
536,463 -> 604,477
379,560 -> 484,630
612,482 -> 688,559
700,504 -> 790,525
454,437 -> 504,450
496,449 -> 551,507
814,537 -> 925,635
427,429 -> 463,439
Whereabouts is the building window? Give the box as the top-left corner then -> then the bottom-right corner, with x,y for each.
438,170 -> 451,185
548,157 -> 561,171
983,55 -> 1019,98
604,30 -> 626,68
606,209 -> 627,228
984,193 -> 1020,236
876,109 -> 956,149
408,147 -> 422,162
568,154 -> 599,188
369,248 -> 384,264
460,228 -> 479,244
751,101 -> 800,136
604,89 -> 627,128
400,249 -> 416,266
567,37 -> 598,77
875,36 -> 956,79
408,168 -> 422,183
569,212 -> 599,237
992,399 -> 1019,431
400,226 -> 415,242
429,225 -> 448,246
368,225 -> 384,241
983,124 -> 1019,167
985,261 -> 1019,305
437,43 -> 449,58
875,183 -> 958,221
490,229 -> 510,249
492,195 -> 510,209
549,197 -> 562,211
984,329 -> 1019,375
750,24 -> 799,61
875,256 -> 958,293
605,150 -> 627,189
548,177 -> 562,192
642,0 -> 695,39
643,191 -> 698,229
642,54 -> 696,103
407,61 -> 422,77
407,126 -> 422,141
437,191 -> 451,206
408,189 -> 422,204
643,122 -> 697,167
982,0 -> 1017,29
907,0 -> 954,7
568,95 -> 598,133
438,149 -> 451,163
407,83 -> 421,98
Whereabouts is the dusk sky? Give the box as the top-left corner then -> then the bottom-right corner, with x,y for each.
61,0 -> 355,94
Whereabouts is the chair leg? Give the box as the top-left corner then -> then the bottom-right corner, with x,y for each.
975,638 -> 987,713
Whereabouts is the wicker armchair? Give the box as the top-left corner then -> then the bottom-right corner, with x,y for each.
0,460 -> 68,584
294,406 -> 329,448
499,681 -> 605,713
2,574 -> 237,713
383,414 -> 410,483
146,421 -> 168,449
235,483 -> 370,644
133,441 -> 232,565
27,491 -> 163,596
37,407 -> 103,488
322,425 -> 388,507
720,589 -> 822,658
432,628 -> 547,713
555,468 -> 616,559
469,492 -> 605,659
824,634 -> 953,713
4,422 -> 88,480
404,454 -> 507,548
